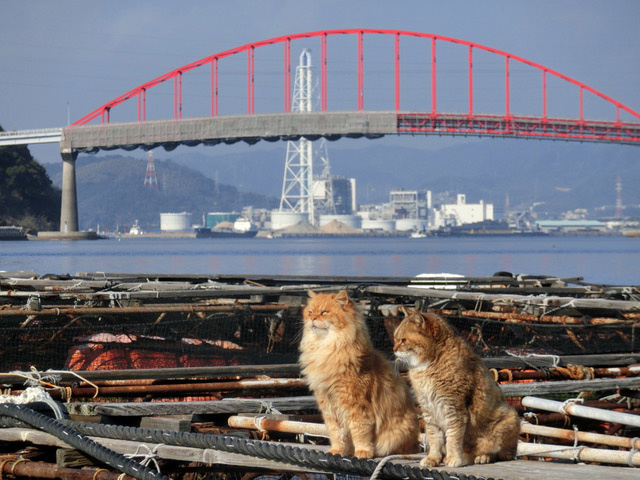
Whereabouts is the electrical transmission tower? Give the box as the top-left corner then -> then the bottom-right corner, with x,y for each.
278,49 -> 334,225
144,150 -> 159,190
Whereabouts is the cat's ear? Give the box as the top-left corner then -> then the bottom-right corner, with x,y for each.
335,289 -> 351,307
308,290 -> 317,298
399,305 -> 410,316
411,310 -> 427,327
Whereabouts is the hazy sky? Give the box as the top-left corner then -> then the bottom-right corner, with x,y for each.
2,0 -> 640,161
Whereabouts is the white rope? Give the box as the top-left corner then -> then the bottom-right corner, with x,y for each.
0,386 -> 53,405
369,454 -> 425,480
124,444 -> 161,473
561,397 -> 584,415
629,437 -> 639,468
259,401 -> 282,415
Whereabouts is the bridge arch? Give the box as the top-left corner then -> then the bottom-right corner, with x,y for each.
73,29 -> 640,130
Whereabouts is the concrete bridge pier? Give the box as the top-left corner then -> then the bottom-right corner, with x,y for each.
59,144 -> 79,233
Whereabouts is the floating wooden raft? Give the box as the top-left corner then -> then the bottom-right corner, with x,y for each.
0,272 -> 639,480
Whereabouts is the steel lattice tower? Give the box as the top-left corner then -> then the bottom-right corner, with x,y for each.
144,150 -> 159,190
615,176 -> 623,217
278,49 -> 334,225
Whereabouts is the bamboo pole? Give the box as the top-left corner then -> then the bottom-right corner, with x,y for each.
228,415 -> 328,436
517,441 -> 640,467
520,422 -> 640,450
522,396 -> 640,428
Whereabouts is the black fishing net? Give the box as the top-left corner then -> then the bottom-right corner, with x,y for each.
0,296 -> 637,373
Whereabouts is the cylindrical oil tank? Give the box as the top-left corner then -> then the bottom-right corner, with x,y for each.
270,211 -> 308,230
361,219 -> 395,231
160,212 -> 192,231
395,219 -> 427,231
318,214 -> 362,229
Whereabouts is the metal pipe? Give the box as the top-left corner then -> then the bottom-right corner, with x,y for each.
228,415 -> 328,436
517,441 -> 640,467
521,422 -> 640,450
522,396 -> 640,428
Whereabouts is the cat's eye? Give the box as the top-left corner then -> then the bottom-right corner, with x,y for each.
321,311 -> 328,315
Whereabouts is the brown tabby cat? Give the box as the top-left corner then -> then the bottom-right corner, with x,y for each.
393,307 -> 519,468
299,290 -> 419,458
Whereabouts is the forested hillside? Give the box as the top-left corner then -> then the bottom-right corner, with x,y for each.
46,154 -> 278,230
0,125 -> 61,231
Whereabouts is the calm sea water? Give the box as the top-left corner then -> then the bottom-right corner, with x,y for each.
0,235 -> 638,285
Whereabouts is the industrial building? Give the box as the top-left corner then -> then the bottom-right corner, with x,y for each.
429,193 -> 494,230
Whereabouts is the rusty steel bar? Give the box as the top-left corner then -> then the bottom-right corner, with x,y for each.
0,303 -> 291,317
521,422 -> 640,450
228,415 -> 328,436
38,377 -> 308,399
1,459 -> 135,480
493,365 -> 640,382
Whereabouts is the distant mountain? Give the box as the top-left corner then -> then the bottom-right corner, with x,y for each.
170,138 -> 640,216
45,155 -> 278,231
0,125 -> 61,231
42,137 -> 640,231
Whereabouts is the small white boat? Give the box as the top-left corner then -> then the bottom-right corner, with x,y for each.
410,230 -> 428,238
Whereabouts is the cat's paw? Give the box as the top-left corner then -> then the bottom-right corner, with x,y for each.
443,455 -> 464,468
354,449 -> 375,459
474,454 -> 492,464
328,447 -> 347,456
420,456 -> 442,467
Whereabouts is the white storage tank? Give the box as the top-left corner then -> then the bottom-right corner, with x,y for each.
318,214 -> 362,229
361,219 -> 395,231
270,211 -> 308,230
395,219 -> 427,231
160,212 -> 192,231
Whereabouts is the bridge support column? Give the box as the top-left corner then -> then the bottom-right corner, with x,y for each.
59,145 -> 79,232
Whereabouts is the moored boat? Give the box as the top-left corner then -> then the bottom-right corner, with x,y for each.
0,225 -> 27,241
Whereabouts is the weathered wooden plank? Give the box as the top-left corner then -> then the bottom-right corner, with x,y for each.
1,427 -> 637,480
433,459 -> 640,480
67,396 -> 318,417
0,364 -> 302,384
140,416 -> 192,432
56,447 -> 95,467
0,427 -> 329,473
501,376 -> 640,396
483,353 -> 640,369
365,285 -> 640,311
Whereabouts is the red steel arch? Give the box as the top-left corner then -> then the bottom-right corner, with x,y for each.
72,29 -> 640,143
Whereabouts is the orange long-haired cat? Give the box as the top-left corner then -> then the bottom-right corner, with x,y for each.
299,290 -> 419,458
393,308 -> 519,468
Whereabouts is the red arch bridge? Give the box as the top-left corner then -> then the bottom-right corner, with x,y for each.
4,29 -> 638,232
